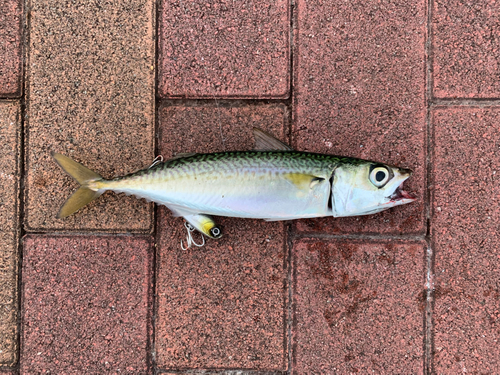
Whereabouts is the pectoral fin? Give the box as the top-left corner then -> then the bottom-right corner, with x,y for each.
283,173 -> 325,191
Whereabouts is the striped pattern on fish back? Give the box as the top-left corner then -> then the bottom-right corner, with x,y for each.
102,151 -> 373,190
144,151 -> 346,179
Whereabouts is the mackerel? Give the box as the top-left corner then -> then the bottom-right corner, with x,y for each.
52,128 -> 416,244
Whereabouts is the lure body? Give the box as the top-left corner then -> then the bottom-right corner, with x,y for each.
53,129 -> 415,241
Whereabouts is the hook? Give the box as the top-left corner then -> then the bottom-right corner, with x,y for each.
181,222 -> 205,250
149,155 -> 164,169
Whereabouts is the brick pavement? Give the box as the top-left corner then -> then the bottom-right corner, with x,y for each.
0,0 -> 499,373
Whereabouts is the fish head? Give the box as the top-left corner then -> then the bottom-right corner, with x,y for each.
331,161 -> 416,217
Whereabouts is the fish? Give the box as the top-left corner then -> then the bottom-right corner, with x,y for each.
52,128 -> 416,245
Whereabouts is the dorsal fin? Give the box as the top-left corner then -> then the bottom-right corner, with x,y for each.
253,127 -> 293,151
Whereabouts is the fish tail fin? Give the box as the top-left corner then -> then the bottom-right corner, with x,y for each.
51,152 -> 104,218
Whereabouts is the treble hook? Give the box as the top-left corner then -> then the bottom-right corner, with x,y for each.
149,155 -> 164,169
181,222 -> 205,250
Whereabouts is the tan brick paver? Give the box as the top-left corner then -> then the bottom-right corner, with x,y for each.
0,102 -> 20,367
25,0 -> 155,233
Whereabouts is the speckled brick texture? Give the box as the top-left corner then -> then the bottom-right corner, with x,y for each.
294,0 -> 426,235
158,0 -> 289,98
25,0 -> 155,232
8,0 -> 500,371
156,208 -> 286,370
21,235 -> 153,374
0,0 -> 22,97
156,105 -> 288,370
293,239 -> 424,373
160,372 -> 284,375
431,108 -> 500,372
158,103 -> 289,155
0,101 -> 20,366
433,0 -> 500,98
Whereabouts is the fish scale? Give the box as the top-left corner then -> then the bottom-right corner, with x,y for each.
115,151 -> 338,185
95,151 -> 338,220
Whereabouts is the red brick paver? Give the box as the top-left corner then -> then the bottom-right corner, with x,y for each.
0,101 -> 20,366
294,0 -> 426,235
433,0 -> 500,98
156,105 -> 288,370
158,103 -> 289,154
21,236 -> 153,374
156,209 -> 286,370
0,0 -> 498,372
25,0 -> 155,232
432,108 -> 500,372
293,239 -> 425,373
158,0 -> 290,98
0,0 -> 22,97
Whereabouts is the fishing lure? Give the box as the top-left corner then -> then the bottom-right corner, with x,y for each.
53,128 -> 415,246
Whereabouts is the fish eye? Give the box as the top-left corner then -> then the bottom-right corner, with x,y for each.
369,165 -> 392,188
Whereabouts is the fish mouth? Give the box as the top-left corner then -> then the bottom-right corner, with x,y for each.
389,182 -> 416,203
